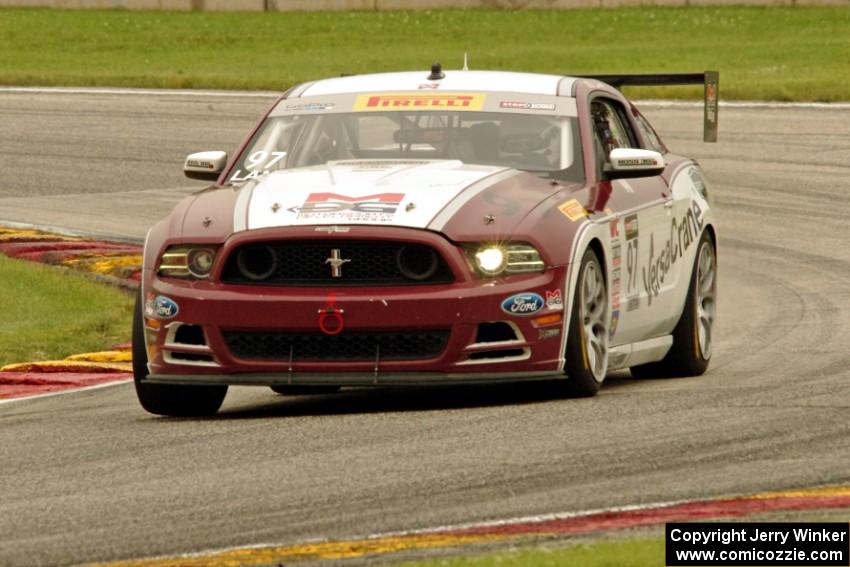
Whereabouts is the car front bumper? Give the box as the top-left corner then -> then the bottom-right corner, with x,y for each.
142,236 -> 570,386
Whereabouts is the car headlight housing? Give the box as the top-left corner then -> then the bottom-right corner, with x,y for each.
158,245 -> 219,279
466,242 -> 545,277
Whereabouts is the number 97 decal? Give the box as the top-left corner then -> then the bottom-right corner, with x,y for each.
230,150 -> 288,182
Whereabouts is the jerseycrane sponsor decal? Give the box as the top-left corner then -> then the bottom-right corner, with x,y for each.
354,93 -> 486,111
289,192 -> 404,223
501,293 -> 545,316
642,201 -> 705,305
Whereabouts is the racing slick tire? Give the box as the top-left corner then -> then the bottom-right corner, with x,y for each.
270,386 -> 341,396
561,248 -> 609,397
630,231 -> 716,379
132,291 -> 227,417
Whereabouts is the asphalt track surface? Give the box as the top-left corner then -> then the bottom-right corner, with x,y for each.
1,91 -> 849,566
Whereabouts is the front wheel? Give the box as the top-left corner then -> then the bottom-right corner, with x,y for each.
630,231 -> 716,378
560,248 -> 609,397
132,291 -> 227,417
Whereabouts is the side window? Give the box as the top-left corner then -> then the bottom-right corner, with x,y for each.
633,110 -> 667,154
590,98 -> 636,173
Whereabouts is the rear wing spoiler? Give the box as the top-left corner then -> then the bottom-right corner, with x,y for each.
584,71 -> 719,143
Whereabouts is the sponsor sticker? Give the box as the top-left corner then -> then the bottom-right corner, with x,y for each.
624,214 -> 639,240
545,290 -> 563,311
558,199 -> 587,222
289,192 -> 404,223
612,237 -> 623,330
284,102 -> 335,112
354,93 -> 486,111
186,159 -> 214,169
618,158 -> 660,167
609,309 -> 620,339
499,101 -> 556,111
538,327 -> 561,341
145,295 -> 179,320
501,292 -> 545,316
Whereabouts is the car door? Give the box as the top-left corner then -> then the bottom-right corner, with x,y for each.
587,96 -> 677,346
631,107 -> 699,336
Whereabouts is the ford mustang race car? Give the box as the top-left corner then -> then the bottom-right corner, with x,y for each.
133,65 -> 719,416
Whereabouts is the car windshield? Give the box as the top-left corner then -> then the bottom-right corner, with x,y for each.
229,111 -> 583,183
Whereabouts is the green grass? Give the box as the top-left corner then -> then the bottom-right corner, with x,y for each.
0,7 -> 849,100
0,255 -> 133,366
400,538 -> 665,567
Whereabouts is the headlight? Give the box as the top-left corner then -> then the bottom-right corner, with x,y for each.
467,242 -> 545,277
475,246 -> 507,276
158,245 -> 219,279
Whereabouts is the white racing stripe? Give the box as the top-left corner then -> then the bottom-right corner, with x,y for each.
427,168 -> 519,231
367,498 -> 689,539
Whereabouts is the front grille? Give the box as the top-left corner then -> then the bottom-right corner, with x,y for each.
223,330 -> 450,362
221,240 -> 454,286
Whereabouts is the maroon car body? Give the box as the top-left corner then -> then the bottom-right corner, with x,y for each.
133,69 -> 718,416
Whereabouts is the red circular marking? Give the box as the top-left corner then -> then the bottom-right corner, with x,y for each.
318,311 -> 345,336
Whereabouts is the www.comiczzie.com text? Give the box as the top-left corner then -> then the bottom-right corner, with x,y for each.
665,522 -> 849,566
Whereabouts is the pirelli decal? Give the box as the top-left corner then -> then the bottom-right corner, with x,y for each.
354,93 -> 486,111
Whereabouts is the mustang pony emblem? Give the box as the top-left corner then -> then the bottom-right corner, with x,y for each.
325,249 -> 352,278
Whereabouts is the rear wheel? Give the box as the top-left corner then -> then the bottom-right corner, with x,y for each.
630,231 -> 716,378
561,248 -> 609,397
133,291 -> 227,417
270,385 -> 341,396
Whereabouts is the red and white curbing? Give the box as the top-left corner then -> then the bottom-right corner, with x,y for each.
0,225 -> 140,402
82,485 -> 850,566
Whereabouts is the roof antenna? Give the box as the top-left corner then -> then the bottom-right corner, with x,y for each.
462,52 -> 469,71
427,62 -> 445,81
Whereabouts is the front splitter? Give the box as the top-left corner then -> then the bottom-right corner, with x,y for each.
146,369 -> 564,387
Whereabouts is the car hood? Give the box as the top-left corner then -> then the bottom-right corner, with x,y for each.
236,160 -> 512,231
177,160 -> 580,242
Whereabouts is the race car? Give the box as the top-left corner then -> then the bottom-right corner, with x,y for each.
133,65 -> 719,416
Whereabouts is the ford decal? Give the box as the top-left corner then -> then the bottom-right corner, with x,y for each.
500,293 -> 544,316
152,295 -> 179,319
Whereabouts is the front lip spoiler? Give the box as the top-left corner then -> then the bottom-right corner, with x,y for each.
145,370 -> 564,387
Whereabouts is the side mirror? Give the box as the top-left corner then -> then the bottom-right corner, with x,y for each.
604,148 -> 666,180
183,151 -> 227,181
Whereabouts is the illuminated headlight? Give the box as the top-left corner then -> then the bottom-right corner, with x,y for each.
467,242 -> 545,277
475,247 -> 507,276
158,245 -> 219,279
